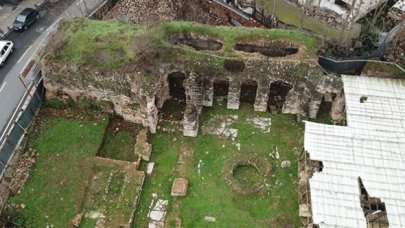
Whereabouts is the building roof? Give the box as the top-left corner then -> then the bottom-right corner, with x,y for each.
393,0 -> 405,12
305,75 -> 405,227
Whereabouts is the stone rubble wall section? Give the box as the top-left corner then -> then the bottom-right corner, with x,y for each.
183,104 -> 199,137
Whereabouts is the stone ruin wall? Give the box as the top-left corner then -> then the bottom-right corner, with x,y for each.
42,59 -> 150,125
42,26 -> 347,136
42,54 -> 345,137
153,58 -> 345,136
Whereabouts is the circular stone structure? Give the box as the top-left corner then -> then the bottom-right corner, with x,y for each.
222,154 -> 272,195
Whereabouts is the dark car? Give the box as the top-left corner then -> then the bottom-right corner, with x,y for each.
13,8 -> 39,31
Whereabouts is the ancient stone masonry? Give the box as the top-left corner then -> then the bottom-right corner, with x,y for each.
253,83 -> 270,112
202,80 -> 214,107
42,20 -> 345,137
183,104 -> 199,137
227,79 -> 241,110
184,73 -> 204,113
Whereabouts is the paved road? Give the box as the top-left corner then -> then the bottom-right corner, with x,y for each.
0,0 -> 76,81
0,0 -> 106,134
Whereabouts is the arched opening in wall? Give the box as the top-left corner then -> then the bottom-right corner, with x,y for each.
240,80 -> 258,105
161,72 -> 187,122
168,72 -> 186,102
316,93 -> 336,124
268,81 -> 292,114
213,79 -> 229,105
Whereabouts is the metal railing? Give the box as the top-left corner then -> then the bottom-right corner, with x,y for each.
0,69 -> 44,177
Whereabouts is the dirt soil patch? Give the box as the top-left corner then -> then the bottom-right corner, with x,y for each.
169,35 -> 223,51
234,42 -> 299,57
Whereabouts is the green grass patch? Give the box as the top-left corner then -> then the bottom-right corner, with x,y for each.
98,131 -> 135,161
79,218 -> 98,228
54,18 -> 320,71
10,116 -> 109,227
133,134 -> 180,227
59,18 -> 137,68
81,163 -> 144,227
134,104 -> 303,227
233,165 -> 264,186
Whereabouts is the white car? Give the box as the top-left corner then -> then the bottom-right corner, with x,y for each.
0,41 -> 14,67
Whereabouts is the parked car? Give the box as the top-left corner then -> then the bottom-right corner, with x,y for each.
13,8 -> 39,31
0,41 -> 14,67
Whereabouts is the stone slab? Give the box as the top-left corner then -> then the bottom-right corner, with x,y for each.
171,177 -> 188,196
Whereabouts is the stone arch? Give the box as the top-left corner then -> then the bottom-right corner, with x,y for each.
167,71 -> 186,102
317,92 -> 336,120
159,71 -> 187,121
240,79 -> 258,105
268,80 -> 293,114
213,78 -> 229,103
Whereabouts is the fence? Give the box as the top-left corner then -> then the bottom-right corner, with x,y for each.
0,70 -> 44,177
318,56 -> 405,75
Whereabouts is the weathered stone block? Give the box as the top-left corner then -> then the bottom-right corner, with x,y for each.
227,80 -> 241,110
254,83 -> 270,112
134,129 -> 152,161
171,178 -> 188,196
203,81 -> 214,107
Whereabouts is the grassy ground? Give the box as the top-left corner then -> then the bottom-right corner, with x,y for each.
53,18 -> 319,70
258,0 -> 360,41
79,218 -> 98,228
98,131 -> 135,161
10,114 -> 109,227
133,104 -> 304,227
81,162 -> 144,227
133,134 -> 180,227
59,19 -> 137,68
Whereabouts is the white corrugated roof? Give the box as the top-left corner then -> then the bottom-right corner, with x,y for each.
305,75 -> 405,227
393,0 -> 405,12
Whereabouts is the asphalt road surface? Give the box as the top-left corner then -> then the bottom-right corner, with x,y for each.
0,0 -> 76,80
0,0 -> 94,134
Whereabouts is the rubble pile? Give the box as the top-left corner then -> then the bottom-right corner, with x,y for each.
7,152 -> 36,195
104,0 -> 229,25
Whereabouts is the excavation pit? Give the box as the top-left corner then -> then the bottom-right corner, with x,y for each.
234,43 -> 298,57
169,35 -> 223,51
223,154 -> 272,195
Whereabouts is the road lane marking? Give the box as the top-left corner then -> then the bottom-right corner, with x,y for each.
0,81 -> 7,93
18,45 -> 32,64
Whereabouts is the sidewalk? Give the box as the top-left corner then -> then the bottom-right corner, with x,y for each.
0,0 -> 47,38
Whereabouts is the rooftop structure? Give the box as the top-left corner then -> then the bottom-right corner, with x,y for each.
388,0 -> 405,20
305,75 -> 405,227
